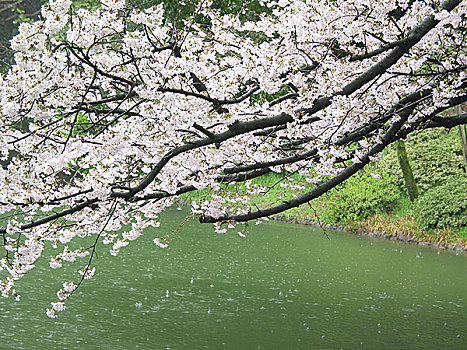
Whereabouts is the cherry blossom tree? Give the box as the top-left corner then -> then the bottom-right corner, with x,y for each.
0,0 -> 466,316
0,0 -> 42,67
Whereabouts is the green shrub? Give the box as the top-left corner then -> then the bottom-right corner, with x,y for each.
413,176 -> 467,229
376,128 -> 465,191
321,171 -> 399,224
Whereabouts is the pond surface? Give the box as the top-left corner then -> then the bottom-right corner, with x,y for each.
1,207 -> 466,349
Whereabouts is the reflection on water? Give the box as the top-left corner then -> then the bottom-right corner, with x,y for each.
1,207 -> 466,349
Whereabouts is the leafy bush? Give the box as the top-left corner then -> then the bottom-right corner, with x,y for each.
321,171 -> 399,224
413,176 -> 467,229
376,128 -> 465,192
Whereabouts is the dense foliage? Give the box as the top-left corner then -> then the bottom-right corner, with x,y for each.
0,0 -> 466,316
413,175 -> 467,229
379,128 -> 465,191
320,126 -> 466,230
321,171 -> 399,224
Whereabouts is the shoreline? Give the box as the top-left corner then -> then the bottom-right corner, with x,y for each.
177,198 -> 466,253
271,214 -> 467,253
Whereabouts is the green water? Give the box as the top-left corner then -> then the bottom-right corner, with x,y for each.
1,207 -> 466,349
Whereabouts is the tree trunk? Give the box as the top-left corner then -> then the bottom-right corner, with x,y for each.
457,105 -> 467,173
396,140 -> 419,201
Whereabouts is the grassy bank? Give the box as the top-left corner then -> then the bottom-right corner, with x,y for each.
182,127 -> 467,250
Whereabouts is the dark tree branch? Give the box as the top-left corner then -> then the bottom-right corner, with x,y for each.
425,113 -> 467,128
200,102 -> 414,223
223,148 -> 318,174
0,198 -> 100,234
349,38 -> 407,62
110,112 -> 294,200
300,0 -> 461,121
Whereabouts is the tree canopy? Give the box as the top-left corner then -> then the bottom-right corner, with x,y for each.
0,0 -> 466,316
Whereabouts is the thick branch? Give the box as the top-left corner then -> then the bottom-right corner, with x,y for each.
111,113 -> 294,200
300,0 -> 462,120
199,95 -> 418,223
223,148 -> 318,174
425,113 -> 467,129
0,198 -> 99,234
